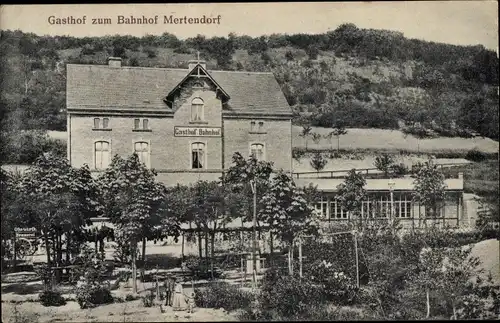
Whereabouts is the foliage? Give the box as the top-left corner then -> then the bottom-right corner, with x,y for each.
15,153 -> 101,267
309,152 -> 328,172
195,282 -> 253,311
39,289 -> 66,307
307,260 -> 358,305
374,153 -> 395,176
299,125 -> 312,149
259,171 -> 319,244
256,269 -> 325,319
324,123 -> 348,151
141,290 -> 156,307
311,132 -> 321,144
1,130 -> 66,164
335,169 -> 367,221
75,283 -> 114,309
74,245 -> 113,309
412,160 -> 447,218
465,149 -> 487,162
390,163 -> 409,177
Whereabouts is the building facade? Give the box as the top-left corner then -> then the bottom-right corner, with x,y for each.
66,57 -> 293,186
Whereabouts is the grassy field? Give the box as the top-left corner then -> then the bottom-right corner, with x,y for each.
292,126 -> 499,153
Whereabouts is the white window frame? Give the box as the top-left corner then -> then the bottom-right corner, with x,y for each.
314,195 -> 328,219
249,142 -> 266,161
94,118 -> 100,129
93,139 -> 111,170
133,140 -> 151,168
330,199 -> 348,219
191,98 -> 204,122
190,141 -> 207,169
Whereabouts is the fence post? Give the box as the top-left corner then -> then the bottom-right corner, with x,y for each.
353,231 -> 360,288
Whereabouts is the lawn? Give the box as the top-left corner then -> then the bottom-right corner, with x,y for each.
292,126 -> 499,153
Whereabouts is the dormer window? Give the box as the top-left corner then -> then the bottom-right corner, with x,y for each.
191,98 -> 204,122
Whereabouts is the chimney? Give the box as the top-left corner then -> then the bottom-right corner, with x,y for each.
188,59 -> 206,71
107,57 -> 122,68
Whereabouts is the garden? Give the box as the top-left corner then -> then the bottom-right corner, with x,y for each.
1,151 -> 499,322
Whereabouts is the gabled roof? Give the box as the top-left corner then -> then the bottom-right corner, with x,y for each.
66,63 -> 292,117
165,63 -> 230,102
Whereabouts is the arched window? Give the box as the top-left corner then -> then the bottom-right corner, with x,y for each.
191,98 -> 204,121
134,141 -> 150,167
250,143 -> 265,160
102,118 -> 109,129
191,142 -> 205,169
95,141 -> 110,170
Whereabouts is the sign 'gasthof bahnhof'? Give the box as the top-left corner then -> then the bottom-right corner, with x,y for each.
66,57 -> 293,185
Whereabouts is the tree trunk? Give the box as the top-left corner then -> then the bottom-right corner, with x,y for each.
13,234 -> 17,270
198,231 -> 203,259
66,232 -> 71,264
43,231 -> 51,266
132,241 -> 138,294
269,230 -> 274,267
337,136 -> 340,153
210,231 -> 215,280
204,232 -> 209,266
142,237 -> 146,263
426,288 -> 430,318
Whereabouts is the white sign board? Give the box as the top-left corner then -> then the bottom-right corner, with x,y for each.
174,126 -> 222,137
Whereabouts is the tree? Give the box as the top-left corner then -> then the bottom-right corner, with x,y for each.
310,152 -> 328,173
336,169 -> 367,229
15,153 -> 101,277
324,123 -> 348,152
412,160 -> 447,226
259,171 -> 319,274
189,181 -> 229,278
223,152 -> 274,277
98,153 -> 174,294
374,153 -> 395,177
299,125 -> 313,150
311,132 -> 321,145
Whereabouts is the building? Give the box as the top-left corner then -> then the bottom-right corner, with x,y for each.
66,57 -> 293,185
65,56 -> 473,229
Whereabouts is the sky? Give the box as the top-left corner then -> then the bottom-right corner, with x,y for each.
0,2 -> 498,51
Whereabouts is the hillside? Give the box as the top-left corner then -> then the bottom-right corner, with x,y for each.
0,25 -> 498,165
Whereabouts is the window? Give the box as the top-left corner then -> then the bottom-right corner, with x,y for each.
315,197 -> 328,219
395,194 -> 412,218
94,118 -> 100,129
250,121 -> 256,132
134,119 -> 140,129
133,118 -> 150,131
250,143 -> 264,160
134,141 -> 150,167
102,118 -> 109,129
330,200 -> 348,219
191,142 -> 205,169
258,121 -> 264,131
191,98 -> 204,121
143,119 -> 149,130
95,141 -> 110,170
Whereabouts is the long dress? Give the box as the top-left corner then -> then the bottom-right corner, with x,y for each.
172,282 -> 187,311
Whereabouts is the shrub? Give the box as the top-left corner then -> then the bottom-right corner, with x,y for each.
390,163 -> 409,177
258,270 -> 325,318
141,290 -> 155,307
75,283 -> 114,309
465,149 -> 487,162
307,260 -> 358,305
292,148 -> 307,161
39,289 -> 66,307
125,294 -> 140,301
310,152 -> 328,172
195,282 -> 253,312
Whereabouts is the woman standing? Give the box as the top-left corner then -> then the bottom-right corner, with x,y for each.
172,279 -> 187,311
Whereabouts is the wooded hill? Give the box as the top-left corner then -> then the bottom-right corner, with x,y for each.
1,24 -> 498,143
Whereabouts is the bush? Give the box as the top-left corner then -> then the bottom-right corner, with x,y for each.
75,283 -> 114,309
465,149 -> 487,162
125,294 -> 140,301
195,282 -> 253,312
258,269 -> 326,319
307,260 -> 358,305
141,290 -> 155,307
390,163 -> 409,177
39,289 -> 66,307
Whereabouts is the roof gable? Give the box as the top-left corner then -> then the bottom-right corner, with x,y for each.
165,64 -> 230,105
